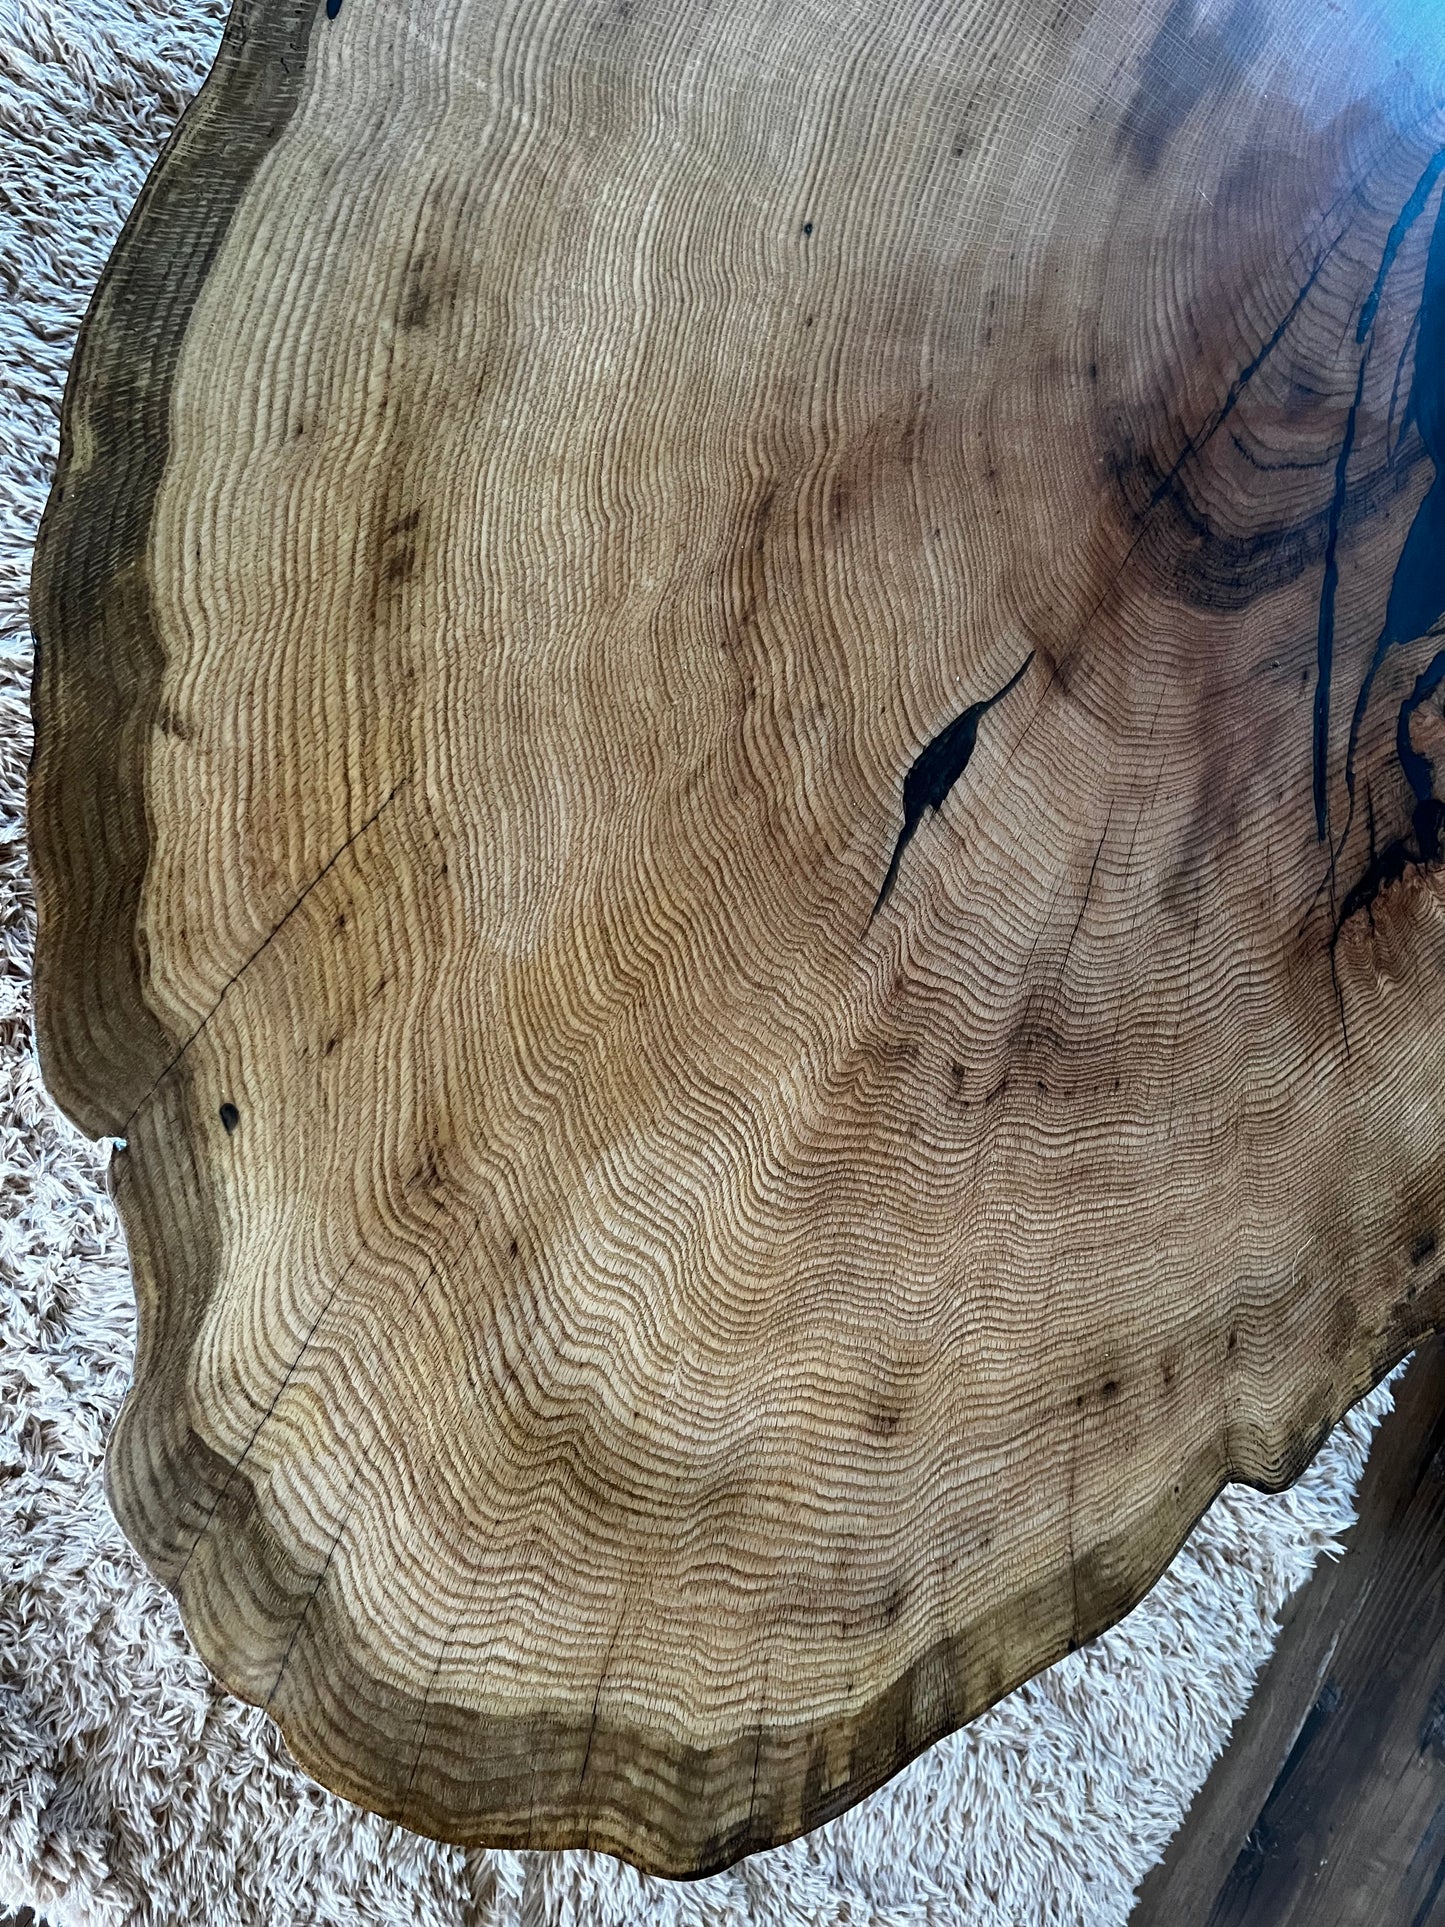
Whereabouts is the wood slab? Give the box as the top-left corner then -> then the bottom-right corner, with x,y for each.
27,0 -> 1445,1875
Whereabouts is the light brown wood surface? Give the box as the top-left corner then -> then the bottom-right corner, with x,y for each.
28,0 -> 1445,1875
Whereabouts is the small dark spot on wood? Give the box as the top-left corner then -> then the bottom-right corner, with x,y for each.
1236,1817 -> 1275,1873
335,912 -> 347,931
1101,1378 -> 1120,1400
1088,360 -> 1098,382
1161,1354 -> 1178,1387
325,0 -> 341,17
802,221 -> 813,237
1414,1230 -> 1438,1266
509,1237 -> 519,1259
407,1155 -> 439,1193
219,1102 -> 240,1134
1227,1329 -> 1239,1352
804,313 -> 815,327
870,1404 -> 901,1438
383,545 -> 415,585
385,508 -> 421,538
751,485 -> 776,554
1419,1681 -> 1445,1760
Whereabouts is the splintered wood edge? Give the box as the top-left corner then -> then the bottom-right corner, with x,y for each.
25,0 -> 1442,1877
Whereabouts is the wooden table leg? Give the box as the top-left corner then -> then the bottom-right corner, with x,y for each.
1133,1335 -> 1445,1927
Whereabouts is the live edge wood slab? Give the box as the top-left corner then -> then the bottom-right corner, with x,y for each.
26,0 -> 1445,1877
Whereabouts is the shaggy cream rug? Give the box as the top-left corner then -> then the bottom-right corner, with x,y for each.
0,2 -> 1400,1921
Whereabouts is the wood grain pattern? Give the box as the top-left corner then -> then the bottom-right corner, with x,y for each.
27,0 -> 1445,1874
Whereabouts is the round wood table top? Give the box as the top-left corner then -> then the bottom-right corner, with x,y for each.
29,0 -> 1445,1874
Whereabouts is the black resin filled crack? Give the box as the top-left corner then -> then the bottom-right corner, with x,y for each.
871,653 -> 1033,918
1332,156 -> 1445,931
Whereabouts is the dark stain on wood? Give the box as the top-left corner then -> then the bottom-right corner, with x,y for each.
1117,0 -> 1262,177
